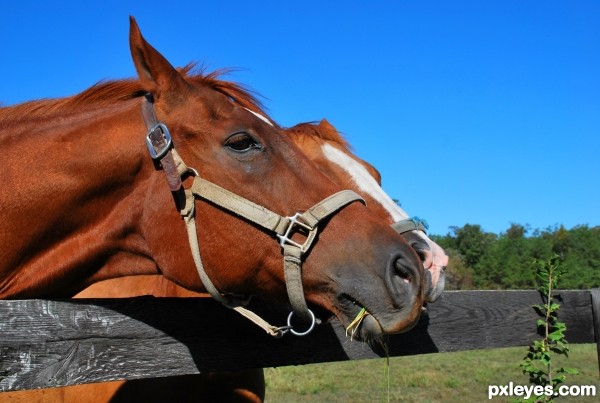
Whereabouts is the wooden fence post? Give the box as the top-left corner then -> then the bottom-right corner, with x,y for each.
591,288 -> 600,378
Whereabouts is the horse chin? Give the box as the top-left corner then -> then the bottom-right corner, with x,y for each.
355,314 -> 385,341
329,297 -> 385,342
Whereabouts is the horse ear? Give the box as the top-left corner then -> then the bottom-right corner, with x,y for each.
128,16 -> 185,98
318,119 -> 338,136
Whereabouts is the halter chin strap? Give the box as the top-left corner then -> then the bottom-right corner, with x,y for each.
142,96 -> 364,337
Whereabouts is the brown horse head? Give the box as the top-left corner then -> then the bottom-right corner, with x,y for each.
0,18 -> 426,340
286,120 -> 448,302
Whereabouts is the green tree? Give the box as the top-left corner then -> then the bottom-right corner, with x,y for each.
432,223 -> 599,291
470,223 -> 533,289
559,225 -> 600,289
450,224 -> 496,268
442,249 -> 474,290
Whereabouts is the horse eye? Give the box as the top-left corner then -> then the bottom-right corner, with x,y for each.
225,133 -> 261,152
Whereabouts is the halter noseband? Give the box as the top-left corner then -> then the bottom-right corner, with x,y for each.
392,217 -> 429,234
142,95 -> 364,337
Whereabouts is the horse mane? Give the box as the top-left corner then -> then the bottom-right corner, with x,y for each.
0,64 -> 270,124
0,64 -> 350,151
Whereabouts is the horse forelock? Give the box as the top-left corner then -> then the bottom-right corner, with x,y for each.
0,64 -> 272,125
189,68 -> 272,122
286,121 -> 351,152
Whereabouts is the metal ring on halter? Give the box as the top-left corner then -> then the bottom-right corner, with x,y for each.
287,309 -> 316,336
186,167 -> 199,177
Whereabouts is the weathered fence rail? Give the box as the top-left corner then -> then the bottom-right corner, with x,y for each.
1,289 -> 599,391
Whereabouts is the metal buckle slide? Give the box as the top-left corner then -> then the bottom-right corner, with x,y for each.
276,213 -> 318,253
146,123 -> 173,160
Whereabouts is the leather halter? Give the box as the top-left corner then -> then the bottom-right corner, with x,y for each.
142,95 -> 364,337
392,217 -> 429,234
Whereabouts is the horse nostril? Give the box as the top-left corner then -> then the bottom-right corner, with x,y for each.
384,252 -> 421,309
409,240 -> 431,265
395,261 -> 413,284
410,239 -> 428,253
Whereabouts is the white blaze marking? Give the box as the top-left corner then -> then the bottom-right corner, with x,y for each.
244,107 -> 274,126
321,142 -> 449,274
321,143 -> 409,222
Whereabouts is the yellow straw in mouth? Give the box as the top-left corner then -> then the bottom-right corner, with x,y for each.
345,307 -> 369,340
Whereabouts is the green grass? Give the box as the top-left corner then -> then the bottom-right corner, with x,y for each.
264,344 -> 599,402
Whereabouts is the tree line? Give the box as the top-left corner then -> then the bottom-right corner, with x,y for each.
430,223 -> 600,290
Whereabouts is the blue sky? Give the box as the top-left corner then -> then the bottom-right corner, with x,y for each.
2,1 -> 598,235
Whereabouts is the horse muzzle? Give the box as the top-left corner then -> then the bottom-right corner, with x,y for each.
333,247 -> 424,341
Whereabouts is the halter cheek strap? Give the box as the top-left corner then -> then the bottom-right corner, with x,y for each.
142,96 -> 364,337
142,95 -> 183,192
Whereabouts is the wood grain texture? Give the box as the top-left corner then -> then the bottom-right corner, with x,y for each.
0,290 -> 596,391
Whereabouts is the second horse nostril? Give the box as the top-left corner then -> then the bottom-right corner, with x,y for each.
409,240 -> 430,261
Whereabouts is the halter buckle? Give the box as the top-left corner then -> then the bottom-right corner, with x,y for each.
146,123 -> 173,160
277,213 -> 318,254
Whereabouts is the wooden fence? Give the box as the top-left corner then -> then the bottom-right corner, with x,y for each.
1,289 -> 599,391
